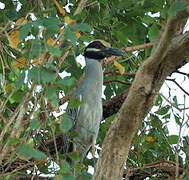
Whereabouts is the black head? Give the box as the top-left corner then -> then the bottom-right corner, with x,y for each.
84,41 -> 125,60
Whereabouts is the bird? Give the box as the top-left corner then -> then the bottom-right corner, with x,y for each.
64,40 -> 125,163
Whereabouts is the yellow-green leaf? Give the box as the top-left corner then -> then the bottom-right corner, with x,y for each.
13,57 -> 27,68
74,31 -> 81,39
9,30 -> 20,48
16,17 -> 27,25
114,60 -> 125,75
64,16 -> 74,25
47,37 -> 54,45
146,136 -> 154,142
53,0 -> 66,16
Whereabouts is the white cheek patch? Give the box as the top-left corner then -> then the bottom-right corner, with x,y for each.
86,48 -> 101,52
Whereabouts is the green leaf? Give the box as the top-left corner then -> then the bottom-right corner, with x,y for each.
33,17 -> 59,27
61,174 -> 75,180
7,137 -> 20,146
73,23 -> 92,32
28,67 -> 40,83
31,39 -> 41,58
12,91 -> 25,102
47,44 -> 61,57
62,113 -> 72,131
45,86 -> 57,99
67,152 -> 80,161
40,67 -> 56,82
104,84 -> 114,100
15,71 -> 25,89
79,171 -> 92,180
155,105 -> 170,115
184,172 -> 189,180
67,97 -> 83,109
174,114 -> 182,126
18,144 -> 46,160
41,8 -> 56,14
168,1 -> 185,17
45,86 -> 58,108
167,135 -> 179,144
70,130 -> 80,139
19,23 -> 32,40
0,74 -> 2,84
45,24 -> 59,38
33,17 -> 59,38
173,96 -> 178,105
61,160 -> 71,173
64,28 -> 77,44
6,10 -> 20,20
150,114 -> 162,127
27,138 -> 34,148
31,24 -> 39,37
142,15 -> 155,25
28,67 -> 56,83
57,77 -> 76,87
30,119 -> 39,130
154,95 -> 163,106
149,24 -> 159,42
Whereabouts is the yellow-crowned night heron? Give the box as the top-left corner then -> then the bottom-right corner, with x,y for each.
64,40 -> 124,162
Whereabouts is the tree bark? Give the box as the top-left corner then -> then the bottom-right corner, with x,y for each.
93,5 -> 189,180
103,89 -> 129,119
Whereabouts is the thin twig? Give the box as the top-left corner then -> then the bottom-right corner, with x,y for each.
104,79 -> 132,85
74,0 -> 88,16
104,70 -> 136,77
102,42 -> 155,66
159,93 -> 182,112
0,54 -> 5,90
56,44 -> 72,77
122,42 -> 155,52
166,78 -> 189,97
51,124 -> 59,162
174,70 -> 189,77
176,95 -> 186,178
59,73 -> 85,105
0,84 -> 36,164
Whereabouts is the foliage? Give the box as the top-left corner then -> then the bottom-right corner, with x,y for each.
0,0 -> 188,179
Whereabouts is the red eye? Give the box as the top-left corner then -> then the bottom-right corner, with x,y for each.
96,45 -> 101,49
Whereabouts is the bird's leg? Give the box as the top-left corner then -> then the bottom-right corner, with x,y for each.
91,136 -> 95,157
73,142 -> 77,152
91,136 -> 98,170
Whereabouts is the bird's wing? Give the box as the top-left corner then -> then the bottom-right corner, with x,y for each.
63,93 -> 83,154
66,94 -> 82,128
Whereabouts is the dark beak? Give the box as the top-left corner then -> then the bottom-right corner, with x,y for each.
101,47 -> 125,57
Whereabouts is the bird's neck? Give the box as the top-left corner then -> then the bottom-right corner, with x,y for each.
82,58 -> 103,96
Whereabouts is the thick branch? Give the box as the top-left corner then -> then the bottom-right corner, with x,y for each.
125,160 -> 185,179
93,10 -> 189,179
103,89 -> 129,119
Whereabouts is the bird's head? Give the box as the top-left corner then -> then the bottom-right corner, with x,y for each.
84,40 -> 125,60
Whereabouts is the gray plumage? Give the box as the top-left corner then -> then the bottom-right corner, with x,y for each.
63,41 -> 124,162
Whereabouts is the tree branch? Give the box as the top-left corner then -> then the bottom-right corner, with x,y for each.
103,89 -> 129,119
102,42 -> 155,66
104,79 -> 132,85
166,78 -> 189,97
93,4 -> 189,179
74,0 -> 88,16
104,70 -> 136,77
124,160 -> 185,179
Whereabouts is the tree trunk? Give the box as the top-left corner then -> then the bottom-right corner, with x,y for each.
93,7 -> 189,179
